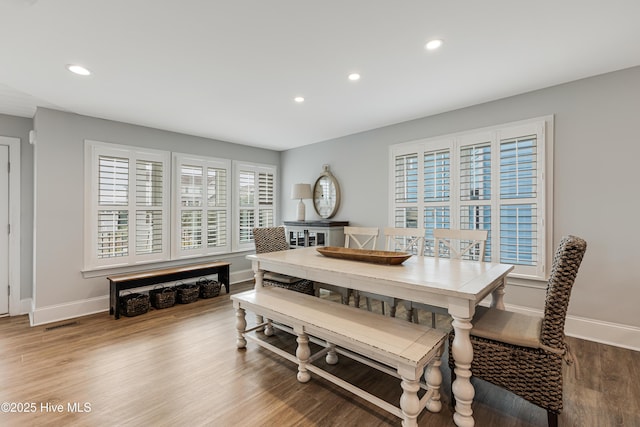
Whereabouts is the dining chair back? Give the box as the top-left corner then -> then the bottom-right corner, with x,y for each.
313,226 -> 380,305
357,227 -> 425,317
410,228 -> 488,326
344,226 -> 379,250
384,227 -> 425,256
433,228 -> 488,261
448,235 -> 587,427
252,227 -> 314,295
336,226 -> 380,311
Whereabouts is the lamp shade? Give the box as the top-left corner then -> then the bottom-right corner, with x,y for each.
291,183 -> 312,200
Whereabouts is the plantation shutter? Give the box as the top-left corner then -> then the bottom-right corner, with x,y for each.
459,142 -> 492,261
174,154 -> 231,258
499,134 -> 539,267
423,147 -> 451,256
87,141 -> 170,269
233,161 -> 277,251
389,117 -> 548,278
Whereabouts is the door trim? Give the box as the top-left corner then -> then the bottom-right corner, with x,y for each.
0,136 -> 21,316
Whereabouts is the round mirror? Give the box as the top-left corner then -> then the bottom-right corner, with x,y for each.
313,165 -> 340,219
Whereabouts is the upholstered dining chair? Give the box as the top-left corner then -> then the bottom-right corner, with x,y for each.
314,226 -> 379,306
409,228 -> 488,326
252,227 -> 314,295
448,235 -> 587,427
358,227 -> 425,317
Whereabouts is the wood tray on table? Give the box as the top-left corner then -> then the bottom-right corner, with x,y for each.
316,246 -> 411,265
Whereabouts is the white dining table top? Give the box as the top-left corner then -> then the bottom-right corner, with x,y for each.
247,246 -> 514,306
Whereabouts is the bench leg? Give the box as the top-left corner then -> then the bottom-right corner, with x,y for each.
255,314 -> 265,332
400,377 -> 420,427
295,331 -> 311,383
235,307 -> 247,349
325,343 -> 338,365
264,319 -> 274,336
425,346 -> 443,413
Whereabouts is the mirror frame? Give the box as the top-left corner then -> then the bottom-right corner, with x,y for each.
313,165 -> 341,219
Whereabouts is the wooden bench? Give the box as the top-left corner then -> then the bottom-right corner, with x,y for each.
108,261 -> 230,319
231,287 -> 446,426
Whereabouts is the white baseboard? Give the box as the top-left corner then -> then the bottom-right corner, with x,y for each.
564,314 -> 640,352
502,303 -> 640,352
30,295 -> 108,327
29,269 -> 255,327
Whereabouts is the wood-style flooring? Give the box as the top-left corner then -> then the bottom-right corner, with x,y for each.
1,281 -> 638,427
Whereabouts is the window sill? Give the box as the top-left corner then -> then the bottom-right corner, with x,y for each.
507,273 -> 548,289
82,250 -> 253,279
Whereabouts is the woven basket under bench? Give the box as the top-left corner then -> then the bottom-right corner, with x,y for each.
176,283 -> 200,304
197,277 -> 222,299
149,286 -> 177,309
119,292 -> 150,317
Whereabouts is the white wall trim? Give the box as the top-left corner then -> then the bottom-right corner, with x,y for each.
29,269 -> 255,326
30,295 -> 107,326
0,136 -> 21,316
497,302 -> 640,352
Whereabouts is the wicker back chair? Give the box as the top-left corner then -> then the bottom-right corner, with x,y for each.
252,227 -> 314,295
448,235 -> 587,427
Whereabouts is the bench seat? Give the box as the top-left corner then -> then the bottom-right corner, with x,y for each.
108,261 -> 230,319
232,287 -> 446,426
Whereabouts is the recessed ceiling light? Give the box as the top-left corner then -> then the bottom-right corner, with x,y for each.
425,39 -> 443,51
348,73 -> 361,81
294,96 -> 305,103
66,64 -> 91,76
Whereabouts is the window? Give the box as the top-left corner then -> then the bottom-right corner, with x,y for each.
390,117 -> 551,279
85,141 -> 170,269
85,141 -> 277,271
233,161 -> 277,251
173,153 -> 231,258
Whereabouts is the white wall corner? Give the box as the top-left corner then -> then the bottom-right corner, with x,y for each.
20,298 -> 32,315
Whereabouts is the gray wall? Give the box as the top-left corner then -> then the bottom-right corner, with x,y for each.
281,66 -> 640,329
32,108 -> 280,309
0,113 -> 33,300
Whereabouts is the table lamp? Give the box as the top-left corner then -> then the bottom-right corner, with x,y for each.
291,183 -> 312,221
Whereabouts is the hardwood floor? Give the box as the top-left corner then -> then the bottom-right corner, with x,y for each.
1,282 -> 638,427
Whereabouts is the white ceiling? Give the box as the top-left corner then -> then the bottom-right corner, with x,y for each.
1,1 -> 640,151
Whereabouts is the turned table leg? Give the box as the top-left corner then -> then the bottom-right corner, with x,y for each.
491,278 -> 506,310
451,315 -> 475,427
235,307 -> 247,349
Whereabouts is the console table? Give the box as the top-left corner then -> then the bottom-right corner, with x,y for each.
283,220 -> 348,248
107,261 -> 230,319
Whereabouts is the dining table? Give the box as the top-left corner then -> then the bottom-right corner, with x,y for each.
246,246 -> 514,427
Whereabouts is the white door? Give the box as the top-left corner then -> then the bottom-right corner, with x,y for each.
0,144 -> 8,314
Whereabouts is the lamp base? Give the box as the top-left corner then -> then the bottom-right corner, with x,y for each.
296,200 -> 306,221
